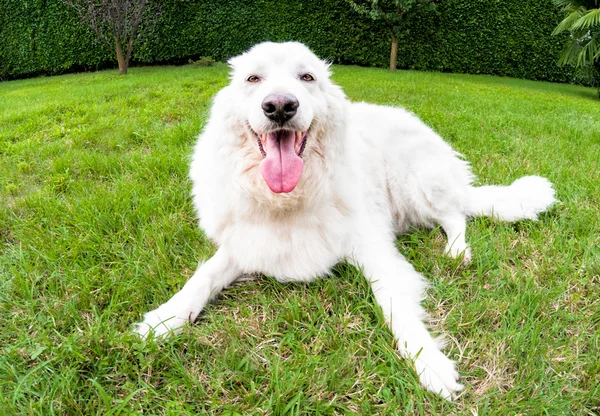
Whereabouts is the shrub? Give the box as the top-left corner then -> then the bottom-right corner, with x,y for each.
552,0 -> 600,94
0,0 -> 584,84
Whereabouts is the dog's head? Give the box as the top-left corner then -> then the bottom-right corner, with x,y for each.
225,42 -> 345,194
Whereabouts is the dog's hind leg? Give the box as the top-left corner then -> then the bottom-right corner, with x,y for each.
438,212 -> 471,261
134,248 -> 240,339
351,239 -> 463,400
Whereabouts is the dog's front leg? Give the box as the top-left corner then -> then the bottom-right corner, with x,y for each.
352,241 -> 463,400
134,247 -> 240,339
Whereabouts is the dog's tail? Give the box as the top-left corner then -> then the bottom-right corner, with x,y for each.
465,175 -> 556,222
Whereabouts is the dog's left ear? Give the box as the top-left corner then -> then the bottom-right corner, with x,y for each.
322,59 -> 332,77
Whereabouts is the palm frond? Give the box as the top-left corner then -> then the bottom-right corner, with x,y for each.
552,0 -> 570,7
576,35 -> 600,65
554,0 -> 600,8
557,37 -> 585,65
553,6 -> 588,34
570,7 -> 600,30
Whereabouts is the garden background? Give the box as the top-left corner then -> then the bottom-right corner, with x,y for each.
0,0 -> 585,84
1,0 -> 599,414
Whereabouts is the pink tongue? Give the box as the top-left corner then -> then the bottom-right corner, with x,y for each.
260,131 -> 304,193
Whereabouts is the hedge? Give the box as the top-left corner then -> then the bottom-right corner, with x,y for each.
0,0 -> 580,84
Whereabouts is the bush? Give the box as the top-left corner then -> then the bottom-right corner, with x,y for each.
0,0 -> 584,84
188,57 -> 216,67
0,0 -> 111,78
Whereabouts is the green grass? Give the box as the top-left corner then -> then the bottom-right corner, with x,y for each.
1,64 -> 599,415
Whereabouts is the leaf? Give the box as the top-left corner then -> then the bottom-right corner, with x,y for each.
553,7 -> 587,35
570,8 -> 600,30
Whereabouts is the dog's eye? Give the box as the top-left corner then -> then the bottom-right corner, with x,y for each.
247,75 -> 261,83
300,73 -> 315,82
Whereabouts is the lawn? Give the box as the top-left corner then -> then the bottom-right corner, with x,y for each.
1,64 -> 599,415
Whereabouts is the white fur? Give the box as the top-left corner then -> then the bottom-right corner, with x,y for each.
134,42 -> 556,400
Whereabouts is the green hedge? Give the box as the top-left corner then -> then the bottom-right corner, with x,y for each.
0,0 -> 111,78
0,0 -> 580,84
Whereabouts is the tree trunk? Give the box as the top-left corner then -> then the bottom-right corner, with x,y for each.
115,37 -> 128,75
389,30 -> 398,72
125,37 -> 134,67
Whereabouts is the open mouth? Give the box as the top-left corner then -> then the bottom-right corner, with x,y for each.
256,130 -> 308,158
255,129 -> 308,194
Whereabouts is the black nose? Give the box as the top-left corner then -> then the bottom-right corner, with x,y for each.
261,94 -> 299,123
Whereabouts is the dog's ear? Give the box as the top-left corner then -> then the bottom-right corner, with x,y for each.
227,55 -> 241,70
322,59 -> 333,77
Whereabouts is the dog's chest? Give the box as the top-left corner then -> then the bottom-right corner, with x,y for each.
222,207 -> 350,282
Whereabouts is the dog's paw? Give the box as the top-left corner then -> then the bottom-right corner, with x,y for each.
414,349 -> 464,400
133,304 -> 194,339
445,244 -> 472,263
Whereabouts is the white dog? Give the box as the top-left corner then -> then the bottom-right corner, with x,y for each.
135,42 -> 555,399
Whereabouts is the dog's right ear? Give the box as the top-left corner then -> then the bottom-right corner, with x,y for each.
227,55 -> 241,70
